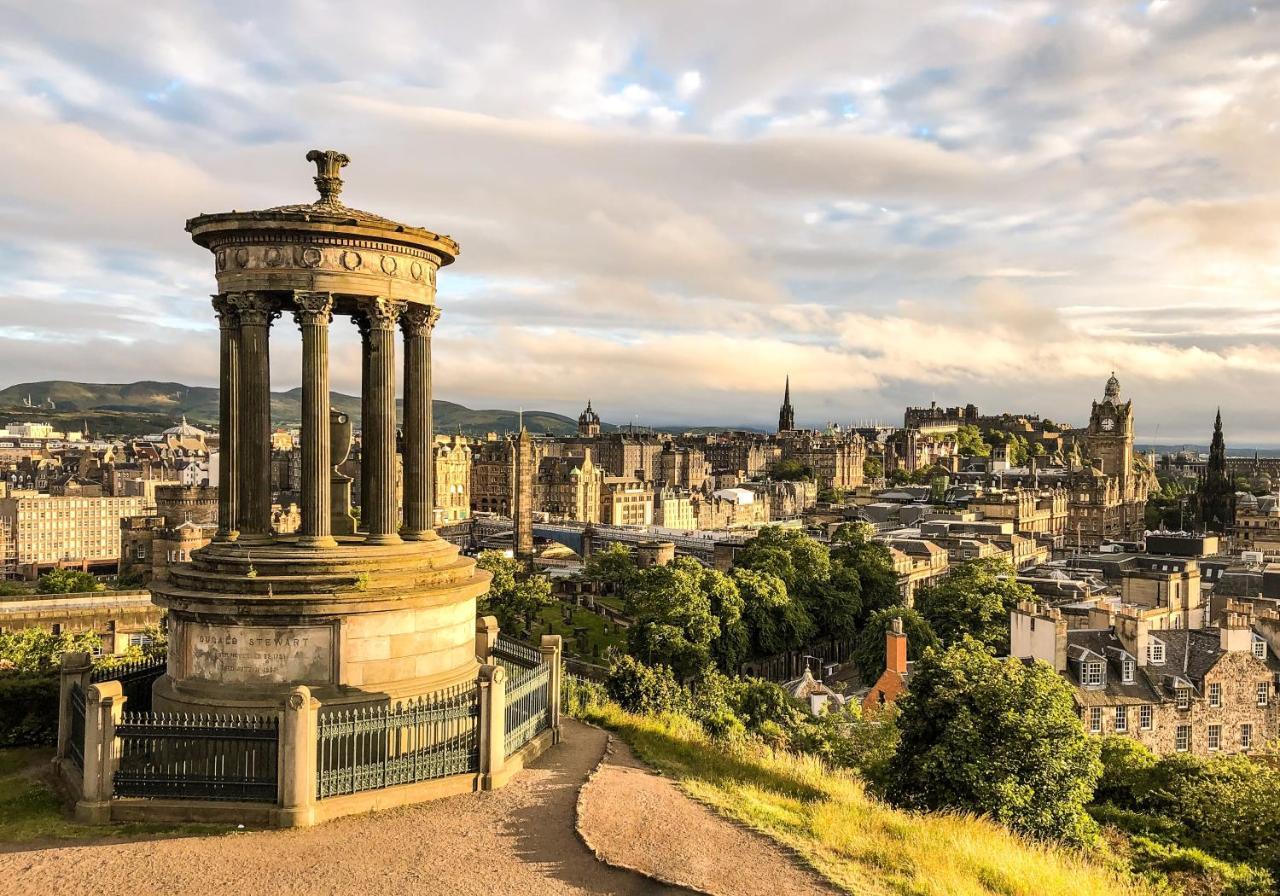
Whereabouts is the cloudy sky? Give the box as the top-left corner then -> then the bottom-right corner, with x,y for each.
2,1 -> 1279,443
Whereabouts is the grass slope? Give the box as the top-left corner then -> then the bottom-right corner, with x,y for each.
579,703 -> 1158,896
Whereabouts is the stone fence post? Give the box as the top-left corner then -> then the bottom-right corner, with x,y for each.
277,685 -> 318,828
55,650 -> 92,770
540,635 -> 563,740
475,615 -> 499,664
75,679 -> 123,824
477,664 -> 506,789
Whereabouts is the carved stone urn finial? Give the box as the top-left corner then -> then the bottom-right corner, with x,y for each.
305,149 -> 350,207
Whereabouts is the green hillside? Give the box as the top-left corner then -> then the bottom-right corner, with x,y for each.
0,380 -> 598,437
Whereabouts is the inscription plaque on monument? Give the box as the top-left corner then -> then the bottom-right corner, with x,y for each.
187,623 -> 334,685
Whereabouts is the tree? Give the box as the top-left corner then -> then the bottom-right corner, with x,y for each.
583,542 -> 637,594
852,606 -> 937,684
863,456 -> 884,480
734,527 -> 831,599
888,639 -> 1101,846
624,558 -> 721,680
955,424 -> 991,457
731,567 -> 814,658
915,558 -> 1036,654
37,569 -> 103,594
475,551 -> 553,633
701,564 -> 749,672
771,458 -> 815,481
829,523 -> 899,623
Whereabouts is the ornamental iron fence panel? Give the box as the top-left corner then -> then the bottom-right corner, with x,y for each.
316,685 -> 480,800
113,713 -> 279,803
493,635 -> 541,668
504,662 -> 551,758
94,653 -> 167,715
68,681 -> 86,772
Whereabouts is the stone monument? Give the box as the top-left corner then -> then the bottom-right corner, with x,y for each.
150,150 -> 491,714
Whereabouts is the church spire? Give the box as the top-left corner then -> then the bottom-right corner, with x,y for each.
778,375 -> 796,433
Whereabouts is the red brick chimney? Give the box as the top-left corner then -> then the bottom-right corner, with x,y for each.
886,616 -> 908,675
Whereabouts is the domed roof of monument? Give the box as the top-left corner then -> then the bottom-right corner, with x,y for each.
185,149 -> 458,262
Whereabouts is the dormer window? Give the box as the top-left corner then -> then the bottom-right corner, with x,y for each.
1176,687 -> 1191,710
1122,659 -> 1135,684
1149,638 -> 1166,665
1083,661 -> 1104,687
1254,636 -> 1268,661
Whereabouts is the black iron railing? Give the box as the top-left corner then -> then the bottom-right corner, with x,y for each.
316,685 -> 480,799
94,653 -> 167,715
113,712 -> 279,803
504,662 -> 551,757
68,681 -> 86,772
493,635 -> 541,669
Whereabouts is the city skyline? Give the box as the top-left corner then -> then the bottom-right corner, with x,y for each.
2,2 -> 1279,442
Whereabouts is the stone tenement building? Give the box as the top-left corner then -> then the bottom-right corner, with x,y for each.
1013,602 -> 1279,756
601,476 -> 654,526
538,450 -> 604,523
432,433 -> 471,525
1234,492 -> 1280,558
779,430 -> 866,493
968,487 -> 1069,548
595,432 -> 664,481
659,442 -> 709,491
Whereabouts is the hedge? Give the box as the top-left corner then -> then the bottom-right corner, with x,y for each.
0,675 -> 60,747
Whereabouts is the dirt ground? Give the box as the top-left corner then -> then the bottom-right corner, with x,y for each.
577,735 -> 840,896
3,719 -> 836,896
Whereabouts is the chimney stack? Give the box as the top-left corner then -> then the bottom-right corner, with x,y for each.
886,616 -> 908,675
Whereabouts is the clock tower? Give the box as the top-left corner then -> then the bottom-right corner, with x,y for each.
1086,372 -> 1134,484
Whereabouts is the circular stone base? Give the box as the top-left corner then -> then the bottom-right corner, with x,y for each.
148,535 -> 490,715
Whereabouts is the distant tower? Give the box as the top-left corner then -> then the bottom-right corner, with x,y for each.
513,426 -> 534,561
577,399 -> 601,438
1199,408 -> 1234,533
778,375 -> 796,433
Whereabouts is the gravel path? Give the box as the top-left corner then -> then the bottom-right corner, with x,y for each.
577,736 -> 841,896
3,719 -> 688,896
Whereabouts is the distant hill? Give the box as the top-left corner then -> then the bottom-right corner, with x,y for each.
0,380 -> 600,438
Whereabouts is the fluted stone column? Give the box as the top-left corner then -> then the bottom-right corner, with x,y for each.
212,295 -> 240,541
358,297 -> 403,544
357,319 -> 371,531
400,305 -> 440,541
293,291 -> 336,548
229,292 -> 277,544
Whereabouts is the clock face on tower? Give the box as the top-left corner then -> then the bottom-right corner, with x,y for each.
1101,418 -> 1115,432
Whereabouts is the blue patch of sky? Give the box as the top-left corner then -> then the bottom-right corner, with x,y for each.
602,43 -> 695,116
825,92 -> 859,120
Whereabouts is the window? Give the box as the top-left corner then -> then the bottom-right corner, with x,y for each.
1176,688 -> 1191,710
1083,662 -> 1104,687
1208,682 -> 1222,708
1255,637 -> 1268,661
1119,659 -> 1134,683
1148,638 -> 1165,665
1257,682 -> 1270,707
1115,705 -> 1128,733
1176,724 -> 1191,752
1089,707 -> 1103,733
1208,724 -> 1221,752
127,632 -> 153,649
1242,724 -> 1253,750
1140,704 -> 1153,730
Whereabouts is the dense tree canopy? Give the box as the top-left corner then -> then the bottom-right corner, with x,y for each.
583,542 -> 638,594
731,567 -> 814,658
475,551 -> 554,633
889,639 -> 1101,847
624,557 -> 722,679
915,557 -> 1036,654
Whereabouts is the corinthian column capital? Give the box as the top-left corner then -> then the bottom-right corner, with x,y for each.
292,290 -> 334,328
228,292 -> 280,327
211,294 -> 239,329
356,297 -> 404,332
399,304 -> 441,339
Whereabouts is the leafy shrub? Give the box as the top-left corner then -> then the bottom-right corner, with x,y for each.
606,654 -> 688,716
0,675 -> 59,747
